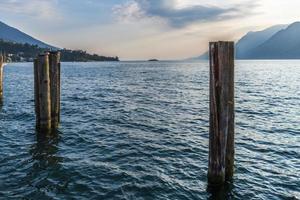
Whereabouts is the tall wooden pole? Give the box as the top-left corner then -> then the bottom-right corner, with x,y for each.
0,54 -> 3,103
37,53 -> 51,131
34,59 -> 40,127
49,51 -> 61,128
208,41 -> 235,185
225,45 -> 235,180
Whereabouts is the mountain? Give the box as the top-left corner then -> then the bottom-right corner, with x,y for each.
192,23 -> 292,60
0,21 -> 56,49
0,21 -> 119,62
0,39 -> 119,62
236,24 -> 287,59
188,52 -> 208,60
247,22 -> 300,59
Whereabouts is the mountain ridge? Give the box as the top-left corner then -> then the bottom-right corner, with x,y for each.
236,24 -> 287,58
191,22 -> 300,60
247,22 -> 300,59
0,21 -> 57,49
0,21 -> 119,62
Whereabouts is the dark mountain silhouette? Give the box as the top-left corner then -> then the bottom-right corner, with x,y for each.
247,22 -> 300,59
236,24 -> 287,59
0,21 -> 56,49
188,52 -> 208,60
191,23 -> 300,60
0,21 -> 119,62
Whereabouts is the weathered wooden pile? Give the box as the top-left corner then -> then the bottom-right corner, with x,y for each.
34,51 -> 61,132
0,54 -> 3,103
208,41 -> 235,185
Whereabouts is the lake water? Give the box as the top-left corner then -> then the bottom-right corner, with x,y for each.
0,61 -> 299,199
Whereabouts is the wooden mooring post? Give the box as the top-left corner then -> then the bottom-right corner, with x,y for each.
34,52 -> 61,132
0,54 -> 4,103
49,51 -> 61,128
208,41 -> 235,185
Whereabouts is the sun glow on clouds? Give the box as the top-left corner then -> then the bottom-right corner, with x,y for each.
1,0 -> 300,59
174,0 -> 209,8
109,0 -> 300,59
113,0 -> 251,29
107,0 -> 260,60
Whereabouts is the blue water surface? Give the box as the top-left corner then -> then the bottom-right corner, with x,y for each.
0,61 -> 299,199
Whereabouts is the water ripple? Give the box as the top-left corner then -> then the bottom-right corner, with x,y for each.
0,61 -> 299,199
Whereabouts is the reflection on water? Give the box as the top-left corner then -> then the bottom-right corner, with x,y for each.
30,129 -> 62,169
207,181 -> 234,200
0,97 -> 3,109
23,130 -> 69,198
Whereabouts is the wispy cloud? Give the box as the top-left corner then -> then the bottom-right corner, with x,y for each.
0,0 -> 61,20
113,1 -> 145,23
114,0 -> 258,28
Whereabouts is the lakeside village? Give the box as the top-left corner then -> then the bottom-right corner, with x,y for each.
0,40 -> 119,63
5,52 -> 33,62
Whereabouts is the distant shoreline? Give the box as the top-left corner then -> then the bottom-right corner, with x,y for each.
0,39 -> 119,63
6,59 -> 300,65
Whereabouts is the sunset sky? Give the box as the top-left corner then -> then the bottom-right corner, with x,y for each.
0,0 -> 299,60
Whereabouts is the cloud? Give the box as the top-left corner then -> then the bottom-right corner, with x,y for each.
113,1 -> 145,23
0,0 -> 60,20
114,0 -> 258,28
